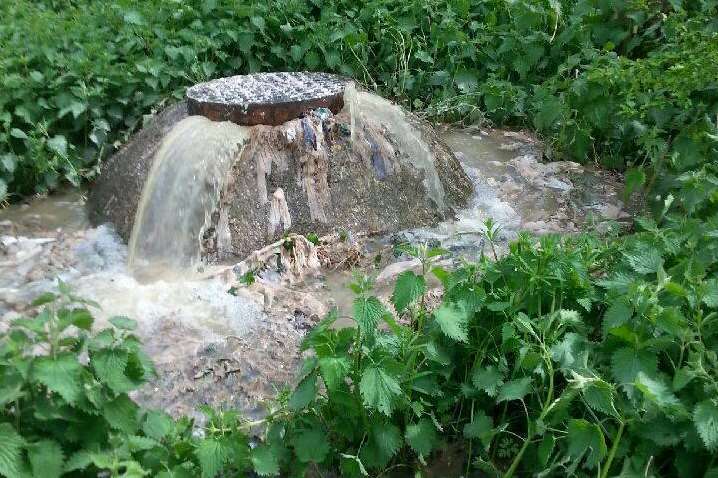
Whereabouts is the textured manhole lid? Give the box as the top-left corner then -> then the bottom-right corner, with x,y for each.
186,72 -> 349,126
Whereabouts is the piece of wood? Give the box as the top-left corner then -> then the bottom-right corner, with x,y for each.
186,72 -> 348,126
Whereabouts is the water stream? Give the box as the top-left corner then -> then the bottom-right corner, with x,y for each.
128,116 -> 249,278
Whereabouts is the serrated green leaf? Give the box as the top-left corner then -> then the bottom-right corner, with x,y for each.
291,428 -> 330,463
603,298 -> 632,334
196,439 -> 229,478
623,244 -> 663,274
391,271 -> 426,313
434,303 -> 469,342
550,332 -> 585,370
537,434 -> 555,467
611,347 -> 657,386
471,365 -> 504,397
33,353 -> 83,403
405,418 -> 437,457
128,435 -> 159,451
27,440 -> 64,478
64,450 -> 93,472
289,372 -> 317,411
0,423 -> 24,478
370,422 -> 402,464
318,356 -> 350,392
463,412 -> 494,450
497,377 -> 532,402
109,316 -> 138,331
92,348 -> 133,393
360,366 -> 402,416
143,410 -> 174,440
103,394 -> 139,434
694,401 -> 718,451
703,278 -> 718,308
251,444 -> 280,476
31,292 -> 57,306
582,380 -> 617,417
566,419 -> 607,469
353,296 -> 386,336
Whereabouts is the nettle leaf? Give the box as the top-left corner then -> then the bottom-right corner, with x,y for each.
623,244 -> 663,274
497,377 -> 532,402
353,296 -> 386,336
371,422 -> 402,463
566,419 -> 607,469
694,400 -> 718,451
318,356 -> 350,392
582,380 -> 618,417
27,440 -> 64,478
602,298 -> 632,334
109,316 -> 138,331
251,444 -> 280,476
610,347 -> 657,387
291,428 -> 330,463
391,271 -> 426,313
702,278 -> 718,308
0,423 -> 24,478
142,410 -> 174,440
360,366 -> 402,416
463,412 -> 494,450
103,394 -> 140,434
33,353 -> 83,403
196,439 -> 229,478
471,365 -> 504,397
434,303 -> 469,342
634,372 -> 682,412
289,371 -> 317,411
550,332 -> 586,370
537,434 -> 555,467
405,418 -> 437,457
92,348 -> 133,393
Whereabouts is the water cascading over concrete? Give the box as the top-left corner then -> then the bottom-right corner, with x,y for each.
89,72 -> 473,276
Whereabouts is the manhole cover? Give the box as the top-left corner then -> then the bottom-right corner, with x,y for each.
186,72 -> 349,126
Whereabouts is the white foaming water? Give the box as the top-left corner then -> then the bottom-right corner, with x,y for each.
344,84 -> 448,210
71,226 -> 263,365
128,116 -> 249,277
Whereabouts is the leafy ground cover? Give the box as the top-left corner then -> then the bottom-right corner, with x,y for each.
0,0 -> 716,198
1,0 -> 717,476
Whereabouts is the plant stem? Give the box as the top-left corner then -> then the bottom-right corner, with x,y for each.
600,420 -> 625,478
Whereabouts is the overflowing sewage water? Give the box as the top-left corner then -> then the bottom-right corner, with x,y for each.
128,116 -> 249,277
0,111 -> 628,417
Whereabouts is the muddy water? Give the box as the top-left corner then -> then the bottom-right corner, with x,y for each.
0,127 -> 628,420
0,189 -> 88,234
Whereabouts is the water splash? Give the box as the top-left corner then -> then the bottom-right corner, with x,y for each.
128,116 -> 249,277
344,83 -> 447,209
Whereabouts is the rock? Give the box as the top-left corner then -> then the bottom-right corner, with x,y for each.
375,259 -> 421,283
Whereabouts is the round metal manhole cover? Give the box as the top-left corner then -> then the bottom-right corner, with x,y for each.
186,72 -> 349,126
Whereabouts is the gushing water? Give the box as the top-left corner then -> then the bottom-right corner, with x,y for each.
345,84 -> 447,209
128,116 -> 249,276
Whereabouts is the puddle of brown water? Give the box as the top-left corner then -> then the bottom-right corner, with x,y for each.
0,189 -> 88,234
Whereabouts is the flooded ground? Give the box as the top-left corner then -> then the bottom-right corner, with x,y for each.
0,127 -> 631,419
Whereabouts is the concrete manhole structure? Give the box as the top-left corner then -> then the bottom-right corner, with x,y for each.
89,72 -> 473,268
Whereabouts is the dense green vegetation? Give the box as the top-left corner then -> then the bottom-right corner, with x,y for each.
1,0 -> 717,476
1,0 -> 716,198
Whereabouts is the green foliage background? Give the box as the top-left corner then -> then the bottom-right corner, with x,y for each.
1,0 -> 716,199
